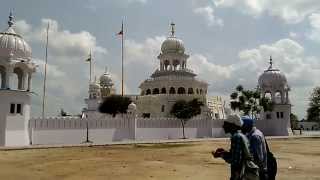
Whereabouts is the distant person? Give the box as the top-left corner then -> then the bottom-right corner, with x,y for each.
241,117 -> 268,180
213,114 -> 259,180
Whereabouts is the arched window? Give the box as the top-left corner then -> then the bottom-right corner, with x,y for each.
153,88 -> 159,94
169,87 -> 176,94
264,92 -> 272,100
177,87 -> 186,94
0,65 -> 6,89
196,88 -> 199,94
188,88 -> 194,94
173,60 -> 180,70
161,87 -> 166,94
275,91 -> 282,104
13,67 -> 24,90
164,60 -> 170,70
199,89 -> 203,94
146,89 -> 151,95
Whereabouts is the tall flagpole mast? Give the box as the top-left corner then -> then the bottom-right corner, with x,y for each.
42,23 -> 49,119
121,20 -> 124,96
89,50 -> 92,83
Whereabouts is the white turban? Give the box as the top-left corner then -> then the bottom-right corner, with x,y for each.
225,114 -> 243,127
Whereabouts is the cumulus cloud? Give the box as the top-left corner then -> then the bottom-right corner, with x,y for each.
213,0 -> 320,24
13,19 -> 108,117
15,19 -> 107,61
193,6 -> 224,27
307,13 -> 320,42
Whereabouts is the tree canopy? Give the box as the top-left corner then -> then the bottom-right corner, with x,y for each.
99,95 -> 131,117
230,85 -> 273,119
307,87 -> 320,123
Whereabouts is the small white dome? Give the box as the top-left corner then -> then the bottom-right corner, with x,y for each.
161,37 -> 185,54
128,102 -> 137,111
100,71 -> 113,87
89,82 -> 100,91
0,14 -> 31,61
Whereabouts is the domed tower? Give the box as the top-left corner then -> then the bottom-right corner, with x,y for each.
0,12 -> 37,146
99,67 -> 115,98
138,23 -> 208,117
257,57 -> 291,136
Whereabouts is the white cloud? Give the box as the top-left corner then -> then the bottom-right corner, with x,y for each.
307,13 -> 320,42
289,32 -> 298,38
15,19 -> 107,61
193,6 -> 224,27
213,0 -> 320,24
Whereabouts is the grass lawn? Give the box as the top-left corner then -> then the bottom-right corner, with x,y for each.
0,137 -> 319,180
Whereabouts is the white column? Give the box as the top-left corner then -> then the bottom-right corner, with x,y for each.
27,72 -> 32,91
5,66 -> 13,89
22,72 -> 28,90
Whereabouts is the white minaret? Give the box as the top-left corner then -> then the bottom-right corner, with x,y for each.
0,12 -> 36,146
257,57 -> 291,136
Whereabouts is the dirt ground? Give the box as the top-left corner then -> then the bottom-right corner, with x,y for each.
0,137 -> 319,180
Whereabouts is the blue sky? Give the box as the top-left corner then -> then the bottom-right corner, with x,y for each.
1,0 -> 320,119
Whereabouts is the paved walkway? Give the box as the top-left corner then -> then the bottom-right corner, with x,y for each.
1,134 -> 319,151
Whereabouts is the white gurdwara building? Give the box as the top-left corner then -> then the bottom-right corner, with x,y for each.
82,23 -> 226,119
0,13 -> 36,146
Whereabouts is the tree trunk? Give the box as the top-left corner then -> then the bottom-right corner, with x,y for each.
181,119 -> 186,139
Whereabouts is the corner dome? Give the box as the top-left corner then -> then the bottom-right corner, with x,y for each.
258,58 -> 288,88
0,13 -> 32,61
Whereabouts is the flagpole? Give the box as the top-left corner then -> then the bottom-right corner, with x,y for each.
89,51 -> 92,83
121,21 -> 124,96
42,23 -> 49,119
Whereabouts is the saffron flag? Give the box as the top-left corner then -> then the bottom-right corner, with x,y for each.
86,52 -> 92,62
117,22 -> 123,36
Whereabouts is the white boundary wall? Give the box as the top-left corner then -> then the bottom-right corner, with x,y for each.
28,115 -> 225,145
28,115 -> 289,145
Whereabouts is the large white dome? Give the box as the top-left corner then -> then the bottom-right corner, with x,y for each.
161,37 -> 185,54
0,14 -> 31,61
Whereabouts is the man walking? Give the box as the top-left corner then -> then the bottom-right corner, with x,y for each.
213,114 -> 259,180
241,117 -> 268,180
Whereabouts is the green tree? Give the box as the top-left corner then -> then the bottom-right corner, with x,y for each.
307,87 -> 320,123
290,113 -> 299,130
99,95 -> 131,117
170,99 -> 203,139
230,85 -> 273,119
60,108 -> 68,116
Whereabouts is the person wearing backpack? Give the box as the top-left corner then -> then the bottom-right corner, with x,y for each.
213,114 -> 259,180
241,117 -> 268,180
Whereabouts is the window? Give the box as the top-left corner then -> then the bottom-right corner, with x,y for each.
161,105 -> 165,112
17,104 -> 22,114
10,104 -> 15,114
276,112 -> 280,119
280,112 -> 284,118
266,114 -> 271,119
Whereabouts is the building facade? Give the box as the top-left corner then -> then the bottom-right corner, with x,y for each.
256,57 -> 291,136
